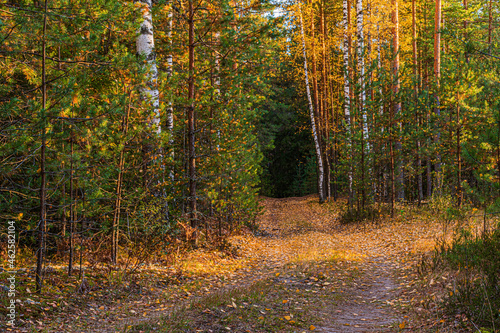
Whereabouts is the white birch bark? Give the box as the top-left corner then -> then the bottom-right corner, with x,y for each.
377,15 -> 383,124
215,32 -> 221,151
342,0 -> 353,204
356,0 -> 369,151
298,2 -> 325,203
136,0 -> 161,136
166,3 -> 174,181
166,4 -> 174,140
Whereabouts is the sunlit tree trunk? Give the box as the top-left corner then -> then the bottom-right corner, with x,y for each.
393,0 -> 404,201
356,0 -> 369,207
187,0 -> 197,224
413,0 -> 423,203
166,2 -> 174,180
307,0 -> 326,201
434,0 -> 442,190
356,0 -> 368,150
342,0 -> 353,209
299,2 -> 325,203
36,0 -> 49,293
136,0 -> 162,202
488,0 -> 493,51
320,2 -> 331,199
136,0 -> 161,136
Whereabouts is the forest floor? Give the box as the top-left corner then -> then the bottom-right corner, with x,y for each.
4,195 -> 475,332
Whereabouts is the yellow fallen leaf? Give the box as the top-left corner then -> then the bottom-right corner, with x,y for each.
284,316 -> 291,320
309,325 -> 316,330
282,300 -> 289,304
399,321 -> 405,329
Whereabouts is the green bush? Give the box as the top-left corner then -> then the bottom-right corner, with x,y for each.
440,224 -> 500,330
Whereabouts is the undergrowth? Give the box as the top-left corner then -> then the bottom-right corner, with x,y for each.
434,224 -> 500,332
339,203 -> 392,224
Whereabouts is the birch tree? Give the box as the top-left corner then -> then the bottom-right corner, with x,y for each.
167,2 -> 174,181
136,0 -> 161,137
356,0 -> 368,150
299,2 -> 325,203
342,0 -> 354,208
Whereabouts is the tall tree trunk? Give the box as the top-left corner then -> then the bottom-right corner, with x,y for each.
137,0 -> 161,136
136,0 -> 162,202
464,0 -> 469,61
357,0 -> 368,150
112,93 -> 131,265
166,2 -> 174,181
356,0 -> 369,207
36,0 -> 48,294
320,2 -> 331,199
299,2 -> 325,203
393,0 -> 404,201
434,0 -> 442,190
188,0 -> 197,224
68,136 -> 74,275
308,0 -> 325,200
456,93 -> 462,207
413,0 -> 423,203
488,0 -> 493,51
343,0 -> 354,209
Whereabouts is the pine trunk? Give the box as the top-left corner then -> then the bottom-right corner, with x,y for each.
393,0 -> 404,201
188,0 -> 197,224
434,0 -> 442,189
36,0 -> 49,294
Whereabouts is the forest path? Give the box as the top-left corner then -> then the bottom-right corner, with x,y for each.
249,196 -> 406,332
122,195 -> 441,332
53,195 -> 442,333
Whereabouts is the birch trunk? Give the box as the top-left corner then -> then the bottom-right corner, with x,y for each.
136,0 -> 161,137
356,0 -> 368,150
299,2 -> 325,203
308,0 -> 324,197
343,0 -> 353,208
166,2 -> 174,180
320,3 -> 331,199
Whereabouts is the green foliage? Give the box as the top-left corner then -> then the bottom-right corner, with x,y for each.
0,0 -> 278,272
439,225 -> 500,330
